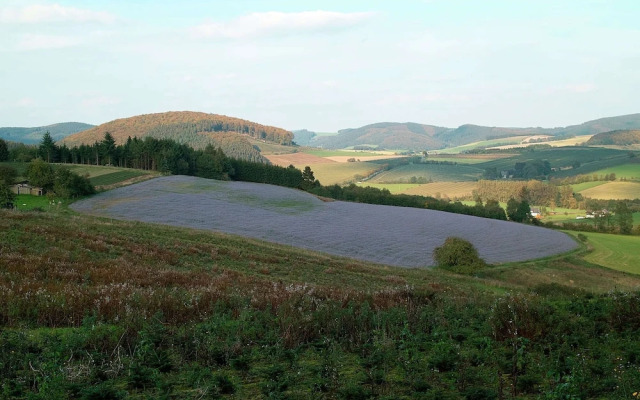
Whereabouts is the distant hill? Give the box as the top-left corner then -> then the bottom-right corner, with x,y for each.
0,122 -> 94,144
586,129 -> 640,146
313,122 -> 450,150
311,113 -> 640,151
61,111 -> 294,163
292,129 -> 317,146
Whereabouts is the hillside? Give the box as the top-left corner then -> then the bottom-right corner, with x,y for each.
0,122 -> 94,144
60,111 -> 294,162
313,122 -> 450,150
71,176 -> 577,267
311,113 -> 640,151
586,129 -> 640,146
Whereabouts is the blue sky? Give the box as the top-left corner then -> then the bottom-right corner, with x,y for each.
1,0 -> 639,132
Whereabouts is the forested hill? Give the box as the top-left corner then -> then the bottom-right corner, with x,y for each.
0,122 -> 94,144
60,111 -> 294,163
310,113 -> 640,150
312,122 -> 450,150
586,129 -> 640,146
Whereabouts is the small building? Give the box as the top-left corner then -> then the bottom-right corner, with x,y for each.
530,207 -> 541,218
11,183 -> 44,196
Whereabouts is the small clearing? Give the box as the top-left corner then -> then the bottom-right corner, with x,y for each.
71,176 -> 577,268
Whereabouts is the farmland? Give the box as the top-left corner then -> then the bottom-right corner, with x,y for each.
71,176 -> 577,267
303,162 -> 381,185
579,181 -> 640,200
4,175 -> 640,398
580,231 -> 640,274
589,163 -> 640,181
368,163 -> 483,183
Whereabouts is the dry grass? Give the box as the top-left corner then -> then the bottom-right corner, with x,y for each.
579,181 -> 640,199
403,181 -> 478,199
265,153 -> 336,167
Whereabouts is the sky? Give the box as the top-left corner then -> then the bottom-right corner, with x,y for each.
1,0 -> 639,132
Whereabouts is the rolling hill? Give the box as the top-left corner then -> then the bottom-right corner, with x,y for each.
60,111 -> 294,162
586,129 -> 640,146
0,122 -> 94,144
310,113 -> 640,151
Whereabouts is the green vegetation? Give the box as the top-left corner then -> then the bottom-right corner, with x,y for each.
355,182 -> 421,194
369,162 -> 483,182
589,163 -> 640,181
91,170 -> 149,186
578,231 -> 640,274
570,180 -> 606,192
586,129 -> 640,146
433,237 -> 487,274
3,207 -> 640,398
13,194 -> 56,210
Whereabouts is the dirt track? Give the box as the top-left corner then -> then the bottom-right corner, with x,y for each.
71,176 -> 578,268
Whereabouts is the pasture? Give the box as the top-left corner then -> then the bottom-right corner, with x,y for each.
589,163 -> 640,181
306,162 -> 381,185
439,136 -> 529,153
13,194 -> 57,210
579,232 -> 640,274
571,181 -> 606,192
368,163 -> 483,183
579,181 -> 640,200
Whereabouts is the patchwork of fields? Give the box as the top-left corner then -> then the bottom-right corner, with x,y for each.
71,176 -> 578,267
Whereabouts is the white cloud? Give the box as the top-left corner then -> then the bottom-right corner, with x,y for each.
191,10 -> 375,39
0,4 -> 115,24
16,97 -> 35,107
17,34 -> 82,50
566,83 -> 597,93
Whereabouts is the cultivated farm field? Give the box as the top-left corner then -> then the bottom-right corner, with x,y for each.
368,163 -> 483,183
71,176 -> 578,267
580,232 -> 640,274
402,181 -> 478,199
579,181 -> 640,200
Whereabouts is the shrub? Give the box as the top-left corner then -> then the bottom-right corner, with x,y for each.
433,237 -> 486,274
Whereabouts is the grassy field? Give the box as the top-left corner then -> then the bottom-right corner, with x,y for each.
438,136 -> 529,154
589,163 -> 640,181
402,181 -> 477,199
302,149 -> 387,157
570,180 -> 606,192
3,192 -> 640,398
355,182 -> 421,193
577,231 -> 640,274
368,163 -> 483,183
88,169 -> 151,186
307,162 -> 381,185
13,194 -> 58,210
579,181 -> 640,200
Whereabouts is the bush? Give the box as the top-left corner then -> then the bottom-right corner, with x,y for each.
433,237 -> 486,274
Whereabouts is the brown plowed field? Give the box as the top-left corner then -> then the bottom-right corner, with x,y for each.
265,153 -> 336,167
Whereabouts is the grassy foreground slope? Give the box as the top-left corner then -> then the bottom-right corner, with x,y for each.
3,207 -> 640,398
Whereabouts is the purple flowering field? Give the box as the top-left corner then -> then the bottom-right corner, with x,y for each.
71,176 -> 578,267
